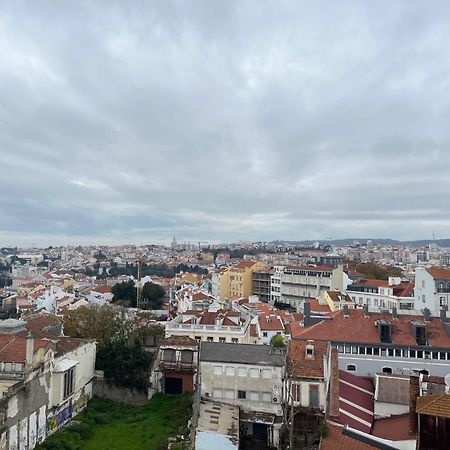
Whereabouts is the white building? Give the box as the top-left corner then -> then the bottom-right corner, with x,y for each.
199,342 -> 285,448
414,267 -> 450,316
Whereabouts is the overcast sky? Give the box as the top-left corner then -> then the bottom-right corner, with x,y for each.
1,1 -> 450,246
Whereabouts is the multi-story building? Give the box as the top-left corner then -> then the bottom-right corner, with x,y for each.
346,277 -> 415,311
219,260 -> 264,300
251,266 -> 273,303
286,339 -> 330,413
150,336 -> 199,396
271,264 -> 346,309
0,315 -> 96,450
199,342 -> 285,448
295,303 -> 450,378
415,267 -> 450,316
165,309 -> 252,344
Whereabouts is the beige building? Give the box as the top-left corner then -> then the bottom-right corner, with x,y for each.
219,260 -> 264,300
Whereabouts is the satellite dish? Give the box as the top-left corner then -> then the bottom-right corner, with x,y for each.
445,374 -> 450,387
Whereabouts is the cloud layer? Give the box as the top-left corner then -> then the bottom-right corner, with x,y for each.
1,1 -> 450,246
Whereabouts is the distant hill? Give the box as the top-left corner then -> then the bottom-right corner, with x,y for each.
270,238 -> 450,248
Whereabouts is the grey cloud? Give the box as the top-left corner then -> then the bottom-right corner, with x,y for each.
1,0 -> 450,246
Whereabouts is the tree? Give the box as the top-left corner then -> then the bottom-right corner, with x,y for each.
63,305 -> 135,345
271,334 -> 286,348
95,337 -> 152,391
111,280 -> 136,304
141,282 -> 165,309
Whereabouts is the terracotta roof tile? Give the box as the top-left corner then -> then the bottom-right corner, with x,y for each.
294,309 -> 450,347
320,424 -> 374,450
416,394 -> 450,418
426,267 -> 450,281
288,339 -> 328,378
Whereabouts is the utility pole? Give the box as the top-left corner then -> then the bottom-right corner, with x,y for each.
136,258 -> 142,310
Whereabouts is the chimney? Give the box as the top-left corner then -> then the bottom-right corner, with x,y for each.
364,304 -> 369,318
409,374 -> 420,434
26,332 -> 34,368
422,308 -> 431,321
392,306 -> 398,319
304,302 -> 311,327
343,304 -> 349,317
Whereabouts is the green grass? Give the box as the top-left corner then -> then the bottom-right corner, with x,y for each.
37,394 -> 192,450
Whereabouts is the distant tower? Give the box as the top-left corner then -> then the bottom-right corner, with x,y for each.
171,236 -> 177,250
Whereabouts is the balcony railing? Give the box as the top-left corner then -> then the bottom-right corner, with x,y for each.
160,360 -> 196,371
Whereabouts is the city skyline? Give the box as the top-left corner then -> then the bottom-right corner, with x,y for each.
1,1 -> 450,246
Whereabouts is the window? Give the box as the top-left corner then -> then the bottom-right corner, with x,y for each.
292,383 -> 301,402
180,350 -> 193,364
214,366 -> 223,376
250,368 -> 259,378
263,332 -> 268,337
224,389 -> 234,400
309,384 -> 319,408
347,364 -> 356,372
194,336 -> 201,342
14,363 -> 24,372
382,367 -> 392,374
213,389 -> 223,399
238,390 -> 246,399
262,392 -> 272,402
206,337 -> 213,342
238,367 -> 247,377
219,337 -> 226,343
231,338 -> 238,343
63,368 -> 75,398
262,369 -> 271,378
225,366 -> 235,376
4,362 -> 12,372
249,391 -> 259,401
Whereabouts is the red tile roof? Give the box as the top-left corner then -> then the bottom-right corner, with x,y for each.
294,308 -> 450,347
288,340 -> 328,378
416,393 -> 450,418
371,414 -> 414,441
91,285 -> 112,294
0,334 -> 52,363
426,267 -> 450,281
258,315 -> 284,331
234,260 -> 257,270
320,423 -> 374,450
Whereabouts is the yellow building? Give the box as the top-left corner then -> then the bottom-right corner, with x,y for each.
219,260 -> 264,300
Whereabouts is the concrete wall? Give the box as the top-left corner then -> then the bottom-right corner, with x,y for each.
338,353 -> 450,377
93,379 -> 148,405
200,361 -> 283,416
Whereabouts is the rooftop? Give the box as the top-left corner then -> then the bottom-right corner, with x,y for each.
295,308 -> 450,347
200,342 -> 285,366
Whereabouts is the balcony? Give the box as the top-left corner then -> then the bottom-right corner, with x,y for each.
160,360 -> 196,372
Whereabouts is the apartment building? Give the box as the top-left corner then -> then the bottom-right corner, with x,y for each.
165,309 -> 252,344
270,264 -> 346,309
415,267 -> 450,316
286,340 -> 330,413
346,277 -> 415,312
296,304 -> 450,378
0,316 -> 96,450
199,342 -> 285,448
219,260 -> 264,300
251,266 -> 273,303
150,336 -> 199,396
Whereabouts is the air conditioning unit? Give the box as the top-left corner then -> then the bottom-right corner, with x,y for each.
272,397 -> 279,403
